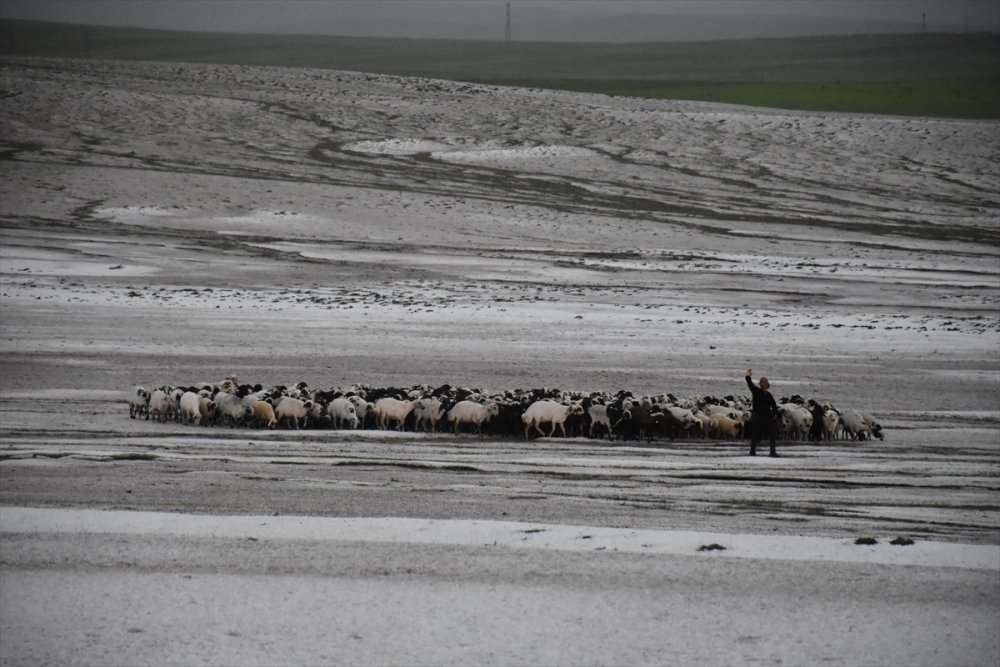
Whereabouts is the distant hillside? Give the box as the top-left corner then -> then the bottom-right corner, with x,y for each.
2,20 -> 997,117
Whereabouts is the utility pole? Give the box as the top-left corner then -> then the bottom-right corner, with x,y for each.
505,2 -> 511,44
922,12 -> 926,32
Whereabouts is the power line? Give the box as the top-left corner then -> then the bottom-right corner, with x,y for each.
505,2 -> 511,43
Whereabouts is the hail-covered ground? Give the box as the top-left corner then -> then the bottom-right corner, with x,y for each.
1,56 -> 998,666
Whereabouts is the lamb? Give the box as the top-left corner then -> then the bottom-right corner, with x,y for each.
373,397 -> 417,431
274,396 -> 310,429
327,397 -> 360,429
521,400 -> 586,438
446,400 -> 500,435
250,400 -> 277,429
128,386 -> 151,419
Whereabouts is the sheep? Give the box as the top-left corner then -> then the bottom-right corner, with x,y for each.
701,403 -> 743,421
613,403 -> 666,442
346,395 -> 375,428
250,400 -> 277,429
861,412 -> 885,440
779,403 -> 813,441
274,396 -> 310,429
327,397 -> 360,429
178,391 -> 203,425
128,386 -> 151,419
373,397 -> 417,431
521,400 -> 586,438
587,403 -> 613,439
194,375 -> 240,392
841,410 -> 871,441
823,408 -> 842,441
447,400 -> 500,435
413,397 -> 447,433
692,410 -> 713,439
710,412 -> 744,439
199,396 -> 218,425
483,401 -> 524,437
306,400 -> 329,428
666,406 -> 703,439
132,378 -> 885,447
148,387 -> 177,423
214,391 -> 253,428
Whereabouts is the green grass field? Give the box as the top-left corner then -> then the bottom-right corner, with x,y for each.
495,80 -> 1000,119
2,19 -> 997,118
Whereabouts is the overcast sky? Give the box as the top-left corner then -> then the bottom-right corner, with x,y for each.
2,0 -> 998,41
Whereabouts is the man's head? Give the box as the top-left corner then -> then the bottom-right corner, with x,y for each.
759,377 -> 770,390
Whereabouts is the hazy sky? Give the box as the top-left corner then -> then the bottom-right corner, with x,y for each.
2,0 -> 998,41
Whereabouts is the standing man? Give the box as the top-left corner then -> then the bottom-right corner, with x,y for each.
807,399 -> 826,442
745,368 -> 780,457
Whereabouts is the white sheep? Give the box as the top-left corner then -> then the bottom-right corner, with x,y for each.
666,406 -> 702,437
823,408 -> 842,440
446,400 -> 500,435
327,397 -> 360,430
346,395 -> 374,427
701,403 -> 742,421
413,397 -> 447,433
148,387 -> 176,423
841,410 -> 871,441
274,396 -> 310,429
779,403 -> 813,441
214,391 -> 253,428
373,397 -> 417,431
587,403 -> 613,439
521,400 -> 585,438
178,391 -> 203,425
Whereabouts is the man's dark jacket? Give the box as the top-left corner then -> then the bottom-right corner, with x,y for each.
746,376 -> 779,420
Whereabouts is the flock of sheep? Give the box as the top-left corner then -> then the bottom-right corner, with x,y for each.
127,374 -> 884,443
